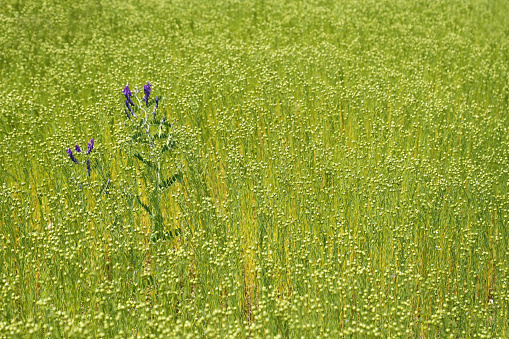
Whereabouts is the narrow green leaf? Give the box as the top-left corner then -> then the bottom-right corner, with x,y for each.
131,132 -> 146,142
136,196 -> 152,215
134,153 -> 154,168
159,171 -> 183,190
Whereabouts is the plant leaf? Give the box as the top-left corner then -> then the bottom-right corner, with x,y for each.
134,153 -> 154,168
136,196 -> 152,215
159,171 -> 183,190
131,132 -> 146,142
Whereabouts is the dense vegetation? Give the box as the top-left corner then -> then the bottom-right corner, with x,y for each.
1,0 -> 508,337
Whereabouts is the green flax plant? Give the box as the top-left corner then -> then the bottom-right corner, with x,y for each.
1,0 -> 509,336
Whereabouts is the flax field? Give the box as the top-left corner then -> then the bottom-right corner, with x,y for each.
1,0 -> 509,337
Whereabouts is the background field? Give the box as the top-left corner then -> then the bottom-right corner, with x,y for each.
1,0 -> 509,337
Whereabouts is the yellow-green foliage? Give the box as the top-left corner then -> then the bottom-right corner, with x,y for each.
0,0 -> 508,337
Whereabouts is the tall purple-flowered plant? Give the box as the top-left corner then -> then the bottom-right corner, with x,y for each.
67,148 -> 79,163
143,82 -> 151,105
75,144 -> 81,153
119,81 -> 182,241
86,138 -> 94,155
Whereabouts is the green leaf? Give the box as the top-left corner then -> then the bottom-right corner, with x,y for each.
131,132 -> 146,142
136,196 -> 152,215
153,133 -> 169,139
159,171 -> 183,190
134,153 -> 154,168
161,121 -> 175,129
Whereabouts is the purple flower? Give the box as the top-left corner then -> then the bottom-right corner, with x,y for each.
155,96 -> 159,108
75,144 -> 81,153
86,159 -> 91,176
86,138 -> 94,155
143,82 -> 151,105
123,84 -> 135,107
123,84 -> 132,99
125,107 -> 131,119
67,148 -> 79,163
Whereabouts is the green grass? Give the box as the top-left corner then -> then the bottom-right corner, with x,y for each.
1,0 -> 508,337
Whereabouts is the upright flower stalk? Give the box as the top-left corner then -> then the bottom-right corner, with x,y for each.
67,148 -> 79,163
86,138 -> 94,155
143,82 -> 151,105
123,84 -> 134,105
124,84 -> 135,118
120,81 -> 182,242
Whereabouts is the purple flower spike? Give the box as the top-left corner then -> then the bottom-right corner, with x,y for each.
125,107 -> 131,119
143,82 -> 151,105
86,159 -> 91,176
67,148 -> 79,163
123,84 -> 135,108
155,96 -> 159,108
123,84 -> 132,99
86,138 -> 94,155
75,144 -> 81,153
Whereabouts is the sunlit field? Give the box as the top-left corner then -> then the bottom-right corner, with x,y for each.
1,0 -> 508,337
